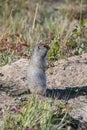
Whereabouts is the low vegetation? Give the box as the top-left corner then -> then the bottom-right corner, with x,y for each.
0,0 -> 87,65
4,96 -> 74,130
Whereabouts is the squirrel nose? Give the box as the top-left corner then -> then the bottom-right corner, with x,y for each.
44,45 -> 50,50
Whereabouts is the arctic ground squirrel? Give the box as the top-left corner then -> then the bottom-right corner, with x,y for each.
27,41 -> 50,95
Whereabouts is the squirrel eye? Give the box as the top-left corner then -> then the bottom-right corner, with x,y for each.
38,46 -> 40,49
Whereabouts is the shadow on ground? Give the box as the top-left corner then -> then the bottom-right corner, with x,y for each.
0,85 -> 87,101
46,86 -> 87,101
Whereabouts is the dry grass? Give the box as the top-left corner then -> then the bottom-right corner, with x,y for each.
0,0 -> 87,65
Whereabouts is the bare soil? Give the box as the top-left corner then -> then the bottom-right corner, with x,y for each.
0,53 -> 87,129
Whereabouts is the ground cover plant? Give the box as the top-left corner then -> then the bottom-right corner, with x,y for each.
4,96 -> 74,130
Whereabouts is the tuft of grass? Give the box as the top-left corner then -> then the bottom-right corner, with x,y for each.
48,37 -> 60,61
4,96 -> 72,130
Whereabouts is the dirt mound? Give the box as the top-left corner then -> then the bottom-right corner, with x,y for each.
0,53 -> 87,128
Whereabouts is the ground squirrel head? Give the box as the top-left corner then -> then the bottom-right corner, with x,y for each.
31,41 -> 50,70
33,43 -> 50,59
33,38 -> 50,59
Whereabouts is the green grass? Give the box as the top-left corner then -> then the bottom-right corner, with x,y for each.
4,96 -> 72,130
0,0 -> 87,65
